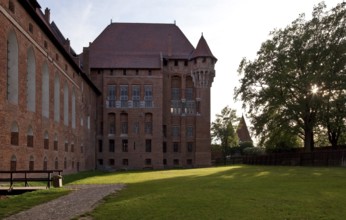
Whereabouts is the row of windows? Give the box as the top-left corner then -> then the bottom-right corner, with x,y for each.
10,121 -> 82,153
9,155 -> 80,171
98,158 -> 193,167
7,30 -> 78,128
106,85 -> 153,108
98,140 -> 194,153
105,113 -> 153,135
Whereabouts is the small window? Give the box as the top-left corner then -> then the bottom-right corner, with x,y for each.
80,145 -> 84,153
65,64 -> 68,71
71,143 -> 74,152
109,139 -> 115,152
187,159 -> 193,165
29,156 -> 34,170
98,140 -> 103,152
187,142 -> 193,152
123,69 -> 126,75
44,40 -> 48,49
123,159 -> 128,166
173,159 -> 179,166
44,131 -> 49,149
56,53 -> 59,61
148,70 -> 152,76
55,158 -> 59,169
98,159 -> 103,166
27,126 -> 34,147
11,122 -> 19,146
43,157 -> 48,170
163,159 -> 167,165
163,142 -> 167,153
173,142 -> 179,152
109,159 -> 115,166
122,139 -> 128,152
163,59 -> 168,66
184,60 -> 188,66
29,23 -> 33,33
145,139 -> 152,152
65,141 -> 68,152
136,70 -> 139,75
145,158 -> 152,166
174,60 -> 178,66
54,135 -> 58,151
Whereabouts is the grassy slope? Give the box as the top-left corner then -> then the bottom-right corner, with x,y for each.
68,166 -> 346,220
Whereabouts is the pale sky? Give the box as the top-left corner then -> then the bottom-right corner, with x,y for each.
39,0 -> 342,136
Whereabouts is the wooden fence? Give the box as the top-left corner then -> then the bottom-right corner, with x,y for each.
214,150 -> 346,167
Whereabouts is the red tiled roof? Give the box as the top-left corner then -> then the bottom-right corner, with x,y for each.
237,116 -> 252,143
190,35 -> 217,61
89,23 -> 195,68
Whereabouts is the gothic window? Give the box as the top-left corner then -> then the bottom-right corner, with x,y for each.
54,134 -> 58,151
27,47 -> 36,112
65,140 -> 68,152
44,131 -> 49,149
42,62 -> 49,118
27,126 -> 34,147
7,30 -> 19,104
29,156 -> 34,170
43,157 -> 48,170
54,74 -> 60,122
72,88 -> 76,129
10,155 -> 17,171
10,122 -> 19,146
64,83 -> 69,126
71,142 -> 74,152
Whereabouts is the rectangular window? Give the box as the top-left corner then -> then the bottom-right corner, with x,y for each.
145,121 -> 152,134
163,142 -> 167,153
27,135 -> 33,147
172,126 -> 180,138
163,125 -> 167,138
98,140 -> 103,152
186,88 -> 193,100
144,85 -> 153,108
11,132 -> 19,146
123,159 -> 129,166
44,139 -> 49,149
171,88 -> 180,100
173,142 -> 179,152
98,159 -> 103,166
71,144 -> 74,152
146,139 -> 152,152
187,142 -> 193,152
65,142 -> 68,152
107,85 -> 116,108
54,140 -> 58,151
187,126 -> 194,138
173,159 -> 179,166
120,85 -> 128,107
109,159 -> 115,166
132,85 -> 140,108
122,139 -> 128,152
109,114 -> 115,134
187,159 -> 193,165
133,122 -> 139,134
109,139 -> 115,152
145,158 -> 152,165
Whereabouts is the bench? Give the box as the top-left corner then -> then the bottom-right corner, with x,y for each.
0,170 -> 63,190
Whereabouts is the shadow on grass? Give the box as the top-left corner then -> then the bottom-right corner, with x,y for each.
79,165 -> 346,220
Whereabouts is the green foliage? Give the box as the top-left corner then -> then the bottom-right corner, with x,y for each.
235,2 -> 346,151
243,147 -> 265,155
211,106 -> 239,161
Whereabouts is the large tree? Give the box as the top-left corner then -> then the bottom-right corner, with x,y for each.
211,106 -> 239,163
235,2 -> 346,152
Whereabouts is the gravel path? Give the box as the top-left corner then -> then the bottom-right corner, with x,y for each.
4,184 -> 125,220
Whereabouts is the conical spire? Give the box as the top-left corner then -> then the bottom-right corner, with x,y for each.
190,35 -> 217,61
236,116 -> 252,143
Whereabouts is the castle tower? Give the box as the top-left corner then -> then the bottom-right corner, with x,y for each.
190,35 -> 217,166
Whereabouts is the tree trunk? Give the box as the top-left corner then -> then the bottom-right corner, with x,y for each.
304,128 -> 314,152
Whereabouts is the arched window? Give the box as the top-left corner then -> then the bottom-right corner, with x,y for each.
44,131 -> 49,149
43,157 -> 48,170
54,133 -> 58,151
55,157 -> 58,169
11,122 -> 19,146
27,47 -> 36,112
54,74 -> 60,122
10,155 -> 17,171
64,83 -> 69,126
27,126 -> 34,147
72,88 -> 76,128
7,30 -> 19,104
29,156 -> 34,170
42,62 -> 49,118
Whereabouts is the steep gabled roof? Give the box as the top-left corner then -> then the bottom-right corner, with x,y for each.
190,35 -> 217,61
237,116 -> 252,143
89,23 -> 195,69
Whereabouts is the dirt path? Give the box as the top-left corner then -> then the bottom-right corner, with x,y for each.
4,184 -> 125,220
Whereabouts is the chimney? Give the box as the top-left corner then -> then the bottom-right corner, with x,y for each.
44,8 -> 50,23
65,38 -> 70,52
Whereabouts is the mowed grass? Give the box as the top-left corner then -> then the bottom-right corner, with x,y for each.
66,165 -> 346,220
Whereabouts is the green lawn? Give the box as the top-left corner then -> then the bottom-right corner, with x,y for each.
70,165 -> 346,220
2,165 -> 346,220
